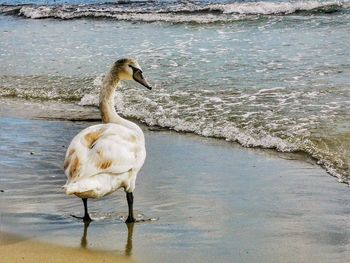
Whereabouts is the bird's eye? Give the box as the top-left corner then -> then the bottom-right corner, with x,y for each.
129,65 -> 142,74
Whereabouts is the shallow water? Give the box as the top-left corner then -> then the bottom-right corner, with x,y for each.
1,116 -> 350,262
1,0 -> 350,183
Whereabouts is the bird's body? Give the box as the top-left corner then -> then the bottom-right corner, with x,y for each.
63,58 -> 152,223
63,123 -> 145,198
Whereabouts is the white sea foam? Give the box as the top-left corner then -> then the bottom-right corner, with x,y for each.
77,86 -> 299,154
206,1 -> 345,15
78,82 -> 350,184
78,93 -> 98,106
256,87 -> 286,94
17,7 -> 241,23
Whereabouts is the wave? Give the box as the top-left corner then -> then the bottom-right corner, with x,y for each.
197,1 -> 348,15
0,75 -> 96,101
0,1 -> 349,23
1,74 -> 350,184
78,79 -> 350,186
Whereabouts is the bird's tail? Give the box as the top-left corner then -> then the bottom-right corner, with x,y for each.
62,182 -> 79,196
62,178 -> 101,198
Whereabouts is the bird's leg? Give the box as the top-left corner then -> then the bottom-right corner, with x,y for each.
82,198 -> 92,222
71,198 -> 92,222
125,192 -> 136,223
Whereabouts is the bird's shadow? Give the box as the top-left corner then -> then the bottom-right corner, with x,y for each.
80,221 -> 134,257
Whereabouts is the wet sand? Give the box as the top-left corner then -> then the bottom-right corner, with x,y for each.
0,232 -> 135,263
1,98 -> 350,262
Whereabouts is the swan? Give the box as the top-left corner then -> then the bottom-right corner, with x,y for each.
63,58 -> 152,223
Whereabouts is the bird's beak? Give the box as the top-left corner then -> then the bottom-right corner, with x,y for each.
131,66 -> 152,90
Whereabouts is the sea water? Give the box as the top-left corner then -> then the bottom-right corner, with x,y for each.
0,0 -> 350,183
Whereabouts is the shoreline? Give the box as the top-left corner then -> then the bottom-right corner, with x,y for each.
0,97 -> 331,180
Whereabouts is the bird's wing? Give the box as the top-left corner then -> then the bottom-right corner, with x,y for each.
64,123 -> 142,182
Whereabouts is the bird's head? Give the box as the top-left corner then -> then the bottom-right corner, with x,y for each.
113,58 -> 152,90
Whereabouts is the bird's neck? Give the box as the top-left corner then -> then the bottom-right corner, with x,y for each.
99,72 -> 144,139
99,71 -> 119,124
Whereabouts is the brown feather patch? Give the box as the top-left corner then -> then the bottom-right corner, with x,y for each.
63,159 -> 69,170
64,149 -> 76,170
74,190 -> 98,199
129,135 -> 137,143
69,156 -> 80,179
96,149 -> 103,157
99,160 -> 113,170
68,148 -> 76,156
84,129 -> 105,149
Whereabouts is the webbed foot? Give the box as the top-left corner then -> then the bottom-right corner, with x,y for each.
71,214 -> 92,223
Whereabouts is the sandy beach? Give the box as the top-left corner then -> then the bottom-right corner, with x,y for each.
1,98 -> 350,263
0,232 -> 135,263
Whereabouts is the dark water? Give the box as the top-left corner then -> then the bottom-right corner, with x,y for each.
0,0 -> 350,183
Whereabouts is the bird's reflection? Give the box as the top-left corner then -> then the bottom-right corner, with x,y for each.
80,221 -> 134,256
80,221 -> 90,249
125,223 -> 134,256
